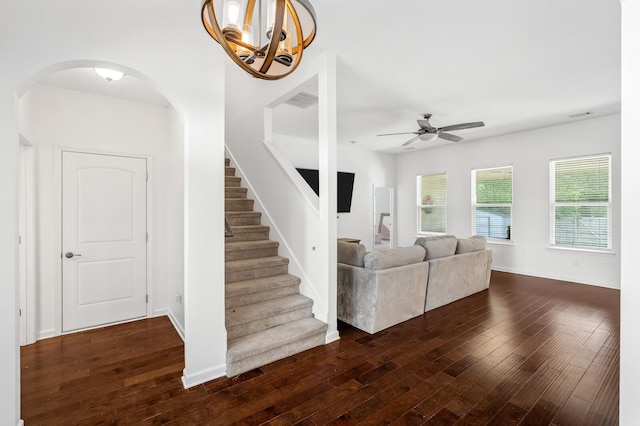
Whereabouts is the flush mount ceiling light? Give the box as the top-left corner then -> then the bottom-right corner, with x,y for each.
201,0 -> 316,80
94,68 -> 125,82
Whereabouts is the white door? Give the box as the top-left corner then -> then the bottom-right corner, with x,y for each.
62,151 -> 147,332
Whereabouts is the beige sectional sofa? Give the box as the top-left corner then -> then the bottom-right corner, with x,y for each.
337,242 -> 429,334
337,235 -> 492,334
414,235 -> 492,312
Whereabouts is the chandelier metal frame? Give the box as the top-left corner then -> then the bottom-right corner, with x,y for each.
201,0 -> 316,80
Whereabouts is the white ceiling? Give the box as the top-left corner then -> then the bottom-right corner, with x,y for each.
37,0 -> 621,154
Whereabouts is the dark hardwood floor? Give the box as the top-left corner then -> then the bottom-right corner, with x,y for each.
21,271 -> 620,425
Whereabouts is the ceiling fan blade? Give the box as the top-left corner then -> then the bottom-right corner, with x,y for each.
438,132 -> 463,142
377,131 -> 420,137
402,135 -> 421,146
439,121 -> 485,132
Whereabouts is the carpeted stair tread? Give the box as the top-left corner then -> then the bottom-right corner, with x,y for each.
227,317 -> 327,364
225,256 -> 288,272
225,187 -> 248,198
226,294 -> 312,327
225,240 -> 278,250
225,176 -> 241,187
225,211 -> 262,226
227,225 -> 269,233
225,225 -> 270,243
226,274 -> 300,299
225,240 -> 279,261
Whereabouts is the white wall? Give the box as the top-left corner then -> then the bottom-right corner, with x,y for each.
396,114 -> 621,288
620,0 -> 640,423
162,109 -> 186,335
18,83 -> 185,338
225,52 -> 339,339
1,2 -> 227,422
271,135 -> 396,251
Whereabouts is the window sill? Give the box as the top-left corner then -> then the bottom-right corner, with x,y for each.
547,245 -> 616,255
487,239 -> 514,246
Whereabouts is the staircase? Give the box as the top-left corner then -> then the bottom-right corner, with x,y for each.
224,158 -> 328,377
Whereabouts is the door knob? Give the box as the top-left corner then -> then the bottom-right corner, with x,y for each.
65,252 -> 82,259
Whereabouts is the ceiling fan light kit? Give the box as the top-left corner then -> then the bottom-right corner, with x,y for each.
379,113 -> 485,147
201,0 -> 316,80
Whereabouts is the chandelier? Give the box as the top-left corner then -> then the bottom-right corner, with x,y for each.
201,0 -> 316,80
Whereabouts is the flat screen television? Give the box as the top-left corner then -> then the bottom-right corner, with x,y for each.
296,168 -> 355,213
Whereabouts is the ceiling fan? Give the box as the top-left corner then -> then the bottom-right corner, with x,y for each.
377,114 -> 485,146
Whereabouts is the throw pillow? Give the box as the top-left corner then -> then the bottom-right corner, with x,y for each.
414,235 -> 457,260
456,235 -> 487,254
364,245 -> 425,271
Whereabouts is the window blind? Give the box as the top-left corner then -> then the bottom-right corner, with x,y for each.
472,166 -> 512,239
550,155 -> 611,249
418,173 -> 446,233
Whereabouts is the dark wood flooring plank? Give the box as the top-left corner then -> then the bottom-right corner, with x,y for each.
20,272 -> 619,425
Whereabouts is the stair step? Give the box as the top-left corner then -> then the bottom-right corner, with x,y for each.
225,240 -> 279,261
225,187 -> 248,199
226,274 -> 301,308
225,158 -> 230,166
226,198 -> 254,212
225,255 -> 288,282
226,211 -> 262,226
226,318 -> 327,377
226,176 -> 241,187
225,225 -> 270,243
226,294 -> 314,340
225,166 -> 236,176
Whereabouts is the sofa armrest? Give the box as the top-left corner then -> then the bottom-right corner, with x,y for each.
337,261 -> 429,334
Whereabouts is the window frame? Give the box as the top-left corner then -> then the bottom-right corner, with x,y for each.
549,154 -> 612,251
471,165 -> 513,242
416,172 -> 447,235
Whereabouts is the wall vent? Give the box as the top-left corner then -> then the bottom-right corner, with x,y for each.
284,92 -> 318,109
569,111 -> 593,118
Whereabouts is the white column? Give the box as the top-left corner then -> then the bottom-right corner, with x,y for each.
620,0 -> 640,423
182,106 -> 228,387
318,51 -> 339,342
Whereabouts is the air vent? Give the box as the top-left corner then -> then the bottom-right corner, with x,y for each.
569,111 -> 593,118
284,92 -> 318,109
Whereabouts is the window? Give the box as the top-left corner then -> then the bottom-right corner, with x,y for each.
417,173 -> 446,233
472,166 -> 512,240
550,154 -> 611,250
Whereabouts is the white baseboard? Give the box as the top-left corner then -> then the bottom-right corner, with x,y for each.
181,365 -> 227,389
154,309 -> 185,341
492,267 -> 620,290
18,420 -> 24,426
36,329 -> 55,341
325,329 -> 340,344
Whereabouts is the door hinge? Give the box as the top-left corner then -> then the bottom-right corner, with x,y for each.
146,232 -> 149,243
146,171 -> 149,181
18,235 -> 21,245
146,295 -> 149,303
19,308 -> 22,317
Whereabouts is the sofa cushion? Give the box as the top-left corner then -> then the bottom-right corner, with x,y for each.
414,235 -> 457,260
456,235 -> 487,254
337,241 -> 367,267
364,245 -> 426,271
